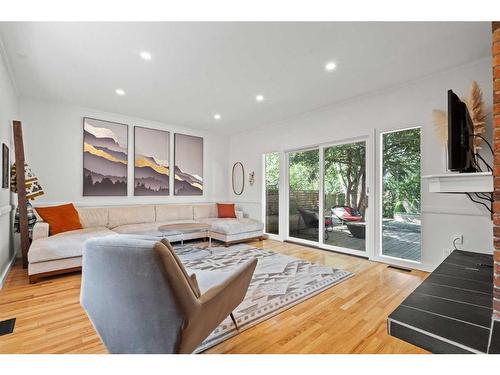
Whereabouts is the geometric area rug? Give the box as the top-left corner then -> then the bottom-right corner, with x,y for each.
172,243 -> 354,353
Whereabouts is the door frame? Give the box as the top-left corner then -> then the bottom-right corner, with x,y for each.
318,136 -> 372,258
372,126 -> 424,270
284,145 -> 322,248
283,136 -> 374,259
273,128 -> 427,271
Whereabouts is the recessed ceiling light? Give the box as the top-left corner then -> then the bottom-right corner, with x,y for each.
256,94 -> 265,102
140,51 -> 152,60
214,113 -> 221,120
115,88 -> 126,96
325,62 -> 337,72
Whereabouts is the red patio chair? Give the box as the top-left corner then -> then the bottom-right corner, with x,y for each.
331,205 -> 363,227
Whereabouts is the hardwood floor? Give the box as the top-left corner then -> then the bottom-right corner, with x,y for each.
0,239 -> 428,354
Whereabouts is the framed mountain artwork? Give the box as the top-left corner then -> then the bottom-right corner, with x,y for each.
174,133 -> 203,196
134,126 -> 170,196
83,117 -> 128,196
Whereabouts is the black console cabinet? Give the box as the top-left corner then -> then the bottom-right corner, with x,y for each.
387,250 -> 497,354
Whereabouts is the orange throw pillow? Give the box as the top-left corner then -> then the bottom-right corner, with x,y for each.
217,203 -> 236,218
35,203 -> 83,236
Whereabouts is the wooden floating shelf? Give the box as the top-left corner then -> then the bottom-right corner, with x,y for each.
422,172 -> 493,193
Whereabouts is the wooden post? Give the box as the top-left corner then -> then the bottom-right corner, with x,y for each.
13,120 -> 29,269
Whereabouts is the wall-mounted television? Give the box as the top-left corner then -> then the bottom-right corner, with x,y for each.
447,89 -> 476,173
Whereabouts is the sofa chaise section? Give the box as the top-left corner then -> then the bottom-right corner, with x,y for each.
199,217 -> 265,245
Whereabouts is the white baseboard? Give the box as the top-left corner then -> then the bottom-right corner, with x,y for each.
0,204 -> 16,289
0,254 -> 18,290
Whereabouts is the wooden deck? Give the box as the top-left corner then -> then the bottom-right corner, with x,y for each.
380,220 -> 421,261
292,220 -> 421,261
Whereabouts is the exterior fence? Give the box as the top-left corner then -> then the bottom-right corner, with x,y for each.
265,188 -> 346,234
266,189 -> 345,214
264,188 -> 420,234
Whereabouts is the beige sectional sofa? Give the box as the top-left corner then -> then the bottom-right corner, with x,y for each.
28,203 -> 264,283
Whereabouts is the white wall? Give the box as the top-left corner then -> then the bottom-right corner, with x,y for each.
3,58 -> 494,276
19,97 -> 230,207
228,58 -> 493,271
0,46 -> 17,286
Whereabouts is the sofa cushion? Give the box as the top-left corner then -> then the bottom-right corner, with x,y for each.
217,203 -> 236,218
32,222 -> 50,240
34,203 -> 83,236
211,230 -> 264,243
108,205 -> 156,228
199,218 -> 264,235
193,204 -> 217,220
77,207 -> 109,228
155,204 -> 194,222
28,227 -> 115,263
111,220 -> 196,235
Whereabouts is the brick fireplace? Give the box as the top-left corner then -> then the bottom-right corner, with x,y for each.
493,22 -> 500,323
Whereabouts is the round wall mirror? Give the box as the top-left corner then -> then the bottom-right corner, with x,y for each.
232,162 -> 245,195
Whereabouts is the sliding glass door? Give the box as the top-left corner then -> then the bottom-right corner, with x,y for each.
288,148 -> 320,243
322,141 -> 367,255
380,128 -> 421,262
275,129 -> 423,267
264,152 -> 280,236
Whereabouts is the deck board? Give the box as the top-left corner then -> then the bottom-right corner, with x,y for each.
291,219 -> 421,261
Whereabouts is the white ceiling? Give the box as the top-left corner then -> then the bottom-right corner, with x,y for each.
0,22 -> 491,134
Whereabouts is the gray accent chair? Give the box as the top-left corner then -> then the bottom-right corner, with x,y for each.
80,235 -> 257,354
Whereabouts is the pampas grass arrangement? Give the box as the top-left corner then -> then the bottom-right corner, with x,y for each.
464,81 -> 486,151
432,109 -> 448,147
432,81 -> 487,151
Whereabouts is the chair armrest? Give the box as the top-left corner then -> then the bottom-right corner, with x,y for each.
199,258 -> 256,306
178,258 -> 257,353
32,221 -> 49,240
235,210 -> 244,219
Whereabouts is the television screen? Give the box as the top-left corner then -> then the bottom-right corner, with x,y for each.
447,89 -> 475,172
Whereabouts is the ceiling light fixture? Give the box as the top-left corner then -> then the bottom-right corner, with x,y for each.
214,113 -> 221,120
325,62 -> 337,72
140,51 -> 152,60
256,94 -> 265,102
115,88 -> 126,96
